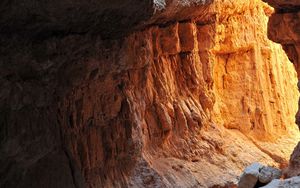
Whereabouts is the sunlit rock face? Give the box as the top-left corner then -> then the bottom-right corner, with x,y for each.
209,1 -> 298,142
263,0 -> 300,179
0,0 -> 299,188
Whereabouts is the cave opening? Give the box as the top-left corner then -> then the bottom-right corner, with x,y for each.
211,0 -> 300,162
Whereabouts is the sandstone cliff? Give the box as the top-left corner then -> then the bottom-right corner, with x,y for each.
0,0 -> 299,188
263,0 -> 300,179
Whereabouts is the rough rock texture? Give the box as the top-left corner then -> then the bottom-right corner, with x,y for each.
288,142 -> 300,177
261,176 -> 300,188
266,6 -> 300,77
238,162 -> 282,188
263,0 -> 300,178
0,0 -> 299,188
238,163 -> 263,188
259,166 -> 282,184
211,1 -> 299,142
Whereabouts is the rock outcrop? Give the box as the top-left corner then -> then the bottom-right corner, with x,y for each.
263,0 -> 300,179
0,0 -> 299,188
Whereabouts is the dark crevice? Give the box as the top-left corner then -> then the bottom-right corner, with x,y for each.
254,180 -> 268,188
276,7 -> 300,14
63,148 -> 85,188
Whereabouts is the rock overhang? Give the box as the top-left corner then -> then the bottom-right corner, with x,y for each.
0,0 -> 215,40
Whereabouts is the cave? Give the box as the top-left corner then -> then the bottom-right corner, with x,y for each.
1,0 -> 300,188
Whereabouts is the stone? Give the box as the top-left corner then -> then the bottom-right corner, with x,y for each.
178,22 -> 196,52
238,163 -> 263,188
264,0 -> 300,178
159,23 -> 181,55
261,176 -> 300,188
287,142 -> 300,177
259,166 -> 282,184
238,163 -> 282,187
1,0 -> 299,188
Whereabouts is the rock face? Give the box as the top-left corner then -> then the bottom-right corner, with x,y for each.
0,0 -> 299,188
263,0 -> 300,178
264,1 -> 300,77
211,1 -> 298,141
288,142 -> 300,177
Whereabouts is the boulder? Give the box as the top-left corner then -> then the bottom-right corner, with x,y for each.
238,163 -> 282,188
261,176 -> 300,188
238,163 -> 263,188
259,166 -> 282,184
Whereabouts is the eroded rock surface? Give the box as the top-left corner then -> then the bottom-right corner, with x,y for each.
0,0 -> 299,188
263,0 -> 300,179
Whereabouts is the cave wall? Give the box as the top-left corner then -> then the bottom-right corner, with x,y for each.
0,0 -> 299,188
58,21 -> 215,188
264,0 -> 300,78
0,1 -> 216,187
263,0 -> 300,178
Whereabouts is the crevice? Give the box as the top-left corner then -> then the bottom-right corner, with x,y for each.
63,149 -> 84,188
